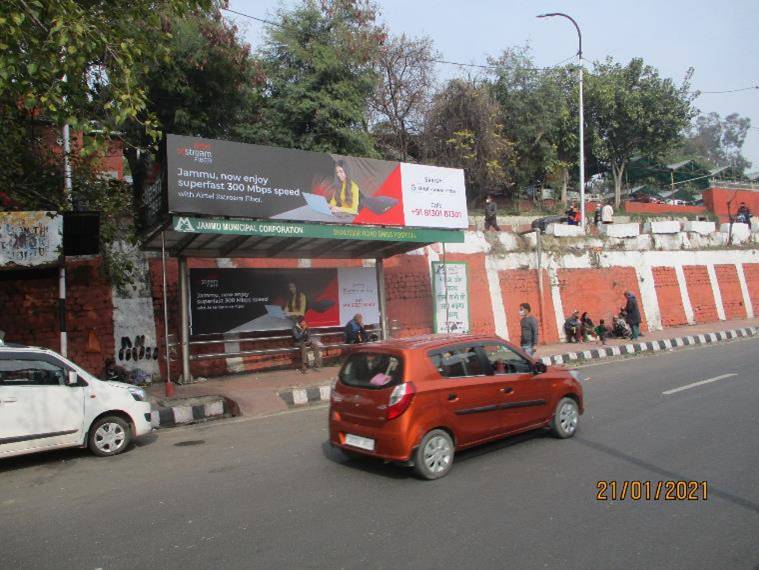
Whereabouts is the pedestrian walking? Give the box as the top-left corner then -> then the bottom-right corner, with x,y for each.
623,291 -> 642,340
519,303 -> 539,356
484,194 -> 500,231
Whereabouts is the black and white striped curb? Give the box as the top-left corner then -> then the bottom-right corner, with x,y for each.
149,397 -> 237,428
278,326 -> 759,408
539,326 -> 759,366
278,385 -> 333,407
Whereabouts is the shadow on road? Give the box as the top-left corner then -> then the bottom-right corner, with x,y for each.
321,428 -> 552,479
574,435 -> 759,516
0,431 -> 159,473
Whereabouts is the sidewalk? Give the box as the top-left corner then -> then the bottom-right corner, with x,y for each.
147,317 -> 759,422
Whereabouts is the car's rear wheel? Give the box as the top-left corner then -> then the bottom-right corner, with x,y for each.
551,397 -> 579,439
413,429 -> 454,480
88,416 -> 131,456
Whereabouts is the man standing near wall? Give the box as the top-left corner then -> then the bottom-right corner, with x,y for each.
484,195 -> 500,231
519,303 -> 539,356
623,291 -> 642,340
601,201 -> 614,224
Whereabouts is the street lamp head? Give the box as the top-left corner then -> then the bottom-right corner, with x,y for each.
537,13 -> 562,18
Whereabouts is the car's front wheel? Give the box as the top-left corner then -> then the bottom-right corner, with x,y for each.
551,397 -> 579,438
88,416 -> 131,457
413,429 -> 454,480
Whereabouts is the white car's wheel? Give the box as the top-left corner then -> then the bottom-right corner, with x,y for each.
88,416 -> 131,457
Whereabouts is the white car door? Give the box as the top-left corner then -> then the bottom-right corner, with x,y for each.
0,354 -> 85,456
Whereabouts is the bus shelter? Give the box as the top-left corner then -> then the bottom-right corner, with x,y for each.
137,135 -> 468,393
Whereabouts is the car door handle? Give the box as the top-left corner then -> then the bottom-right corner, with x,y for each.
500,387 -> 514,394
447,393 -> 459,402
3,397 -> 18,403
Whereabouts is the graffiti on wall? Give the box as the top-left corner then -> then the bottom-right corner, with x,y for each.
0,211 -> 63,267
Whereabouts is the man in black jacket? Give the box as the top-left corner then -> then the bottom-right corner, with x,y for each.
484,195 -> 500,231
519,303 -> 539,356
623,291 -> 642,340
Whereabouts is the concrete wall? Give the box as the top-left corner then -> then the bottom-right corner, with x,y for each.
2,228 -> 758,380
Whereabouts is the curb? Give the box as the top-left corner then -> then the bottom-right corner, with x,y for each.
149,396 -> 238,429
277,325 -> 759,408
539,326 -> 759,366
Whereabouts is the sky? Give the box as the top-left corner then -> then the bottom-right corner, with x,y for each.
226,0 -> 759,171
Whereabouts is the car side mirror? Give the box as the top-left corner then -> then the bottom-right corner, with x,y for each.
533,361 -> 547,375
66,370 -> 78,386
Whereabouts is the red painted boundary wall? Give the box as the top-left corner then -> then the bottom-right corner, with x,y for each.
2,252 -> 757,379
624,202 -> 707,215
703,188 -> 759,222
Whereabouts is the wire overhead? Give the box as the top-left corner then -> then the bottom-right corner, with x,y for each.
221,8 -> 756,93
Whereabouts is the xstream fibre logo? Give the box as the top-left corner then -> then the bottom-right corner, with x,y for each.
177,142 -> 213,164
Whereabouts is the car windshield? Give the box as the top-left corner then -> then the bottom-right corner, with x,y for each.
339,352 -> 404,390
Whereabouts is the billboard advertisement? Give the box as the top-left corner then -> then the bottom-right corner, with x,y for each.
189,267 -> 379,335
166,134 -> 468,229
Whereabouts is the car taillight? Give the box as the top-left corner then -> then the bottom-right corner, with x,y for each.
387,382 -> 415,420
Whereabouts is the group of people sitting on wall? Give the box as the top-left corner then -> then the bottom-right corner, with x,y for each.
566,201 -> 614,227
563,291 -> 642,344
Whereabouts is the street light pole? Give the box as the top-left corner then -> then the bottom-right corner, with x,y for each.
538,12 -> 585,228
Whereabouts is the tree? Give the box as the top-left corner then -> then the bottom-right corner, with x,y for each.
679,111 -> 752,175
121,10 -> 261,184
237,0 -> 385,157
422,79 -> 513,203
488,47 -> 577,203
585,57 -> 696,206
369,33 -> 437,161
0,0 -> 210,155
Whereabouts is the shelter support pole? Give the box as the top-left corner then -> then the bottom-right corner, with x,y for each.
161,232 -> 175,397
442,242 -> 450,334
178,255 -> 191,384
58,259 -> 67,357
536,231 -> 546,345
375,258 -> 389,340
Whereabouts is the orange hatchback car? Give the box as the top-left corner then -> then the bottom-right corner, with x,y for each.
329,334 -> 584,479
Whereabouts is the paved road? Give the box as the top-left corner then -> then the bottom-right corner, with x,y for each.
2,339 -> 758,569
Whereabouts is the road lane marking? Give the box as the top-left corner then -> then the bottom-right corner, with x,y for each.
662,373 -> 738,395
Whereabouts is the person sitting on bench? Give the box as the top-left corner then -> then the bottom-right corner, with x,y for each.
344,313 -> 367,344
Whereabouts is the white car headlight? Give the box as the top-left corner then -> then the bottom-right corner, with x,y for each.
128,387 -> 146,401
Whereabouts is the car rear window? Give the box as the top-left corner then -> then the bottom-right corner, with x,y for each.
339,352 -> 404,390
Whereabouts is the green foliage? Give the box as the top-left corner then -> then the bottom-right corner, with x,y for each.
236,0 -> 384,157
487,47 -> 578,194
422,79 -> 514,203
676,111 -> 752,175
585,57 -> 696,206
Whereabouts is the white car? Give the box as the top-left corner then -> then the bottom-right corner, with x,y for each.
0,345 -> 153,459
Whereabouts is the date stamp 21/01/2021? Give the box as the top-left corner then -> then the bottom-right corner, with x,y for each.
596,481 -> 708,501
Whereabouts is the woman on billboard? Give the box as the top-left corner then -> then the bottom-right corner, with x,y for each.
328,159 -> 361,215
283,281 -> 308,319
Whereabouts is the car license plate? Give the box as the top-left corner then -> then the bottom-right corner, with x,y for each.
345,434 -> 375,451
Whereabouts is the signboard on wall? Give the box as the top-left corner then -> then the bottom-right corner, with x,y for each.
189,267 -> 379,335
0,211 -> 62,268
432,261 -> 470,334
166,134 -> 468,229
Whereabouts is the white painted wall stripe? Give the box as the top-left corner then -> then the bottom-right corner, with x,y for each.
637,264 -> 662,331
674,265 -> 695,325
706,264 -> 726,320
547,266 -> 566,342
736,263 -> 754,319
484,255 -> 509,340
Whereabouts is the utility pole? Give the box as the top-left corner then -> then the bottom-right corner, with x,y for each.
59,121 -> 72,357
538,12 -> 585,228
